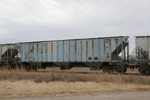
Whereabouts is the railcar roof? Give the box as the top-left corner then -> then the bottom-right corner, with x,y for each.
135,35 -> 150,38
0,36 -> 128,45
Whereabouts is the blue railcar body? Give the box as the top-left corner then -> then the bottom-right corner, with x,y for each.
0,36 -> 129,72
16,36 -> 128,63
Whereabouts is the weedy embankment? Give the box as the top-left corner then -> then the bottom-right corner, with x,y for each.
0,70 -> 150,99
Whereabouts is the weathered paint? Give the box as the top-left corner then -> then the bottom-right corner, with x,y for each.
8,36 -> 129,64
93,39 -> 99,62
43,42 -> 47,62
21,44 -> 26,62
76,40 -> 82,62
99,39 -> 105,61
82,40 -> 87,62
104,38 -> 111,61
33,43 -> 38,62
28,43 -> 34,61
70,41 -> 76,62
87,40 -> 93,62
64,41 -> 70,62
58,41 -> 64,62
37,42 -> 43,62
52,42 -> 57,62
47,42 -> 52,62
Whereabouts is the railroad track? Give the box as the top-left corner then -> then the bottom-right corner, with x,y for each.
37,67 -> 140,76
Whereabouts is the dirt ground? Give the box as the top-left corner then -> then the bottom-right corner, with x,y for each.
0,80 -> 150,99
8,92 -> 150,100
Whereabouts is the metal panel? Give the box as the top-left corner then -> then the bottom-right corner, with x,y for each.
47,42 -> 52,62
93,39 -> 99,62
105,38 -> 111,61
111,38 -> 118,53
21,43 -> 29,62
33,43 -> 38,62
70,40 -> 76,62
37,42 -> 43,62
99,39 -> 105,61
64,41 -> 70,62
58,41 -> 64,62
25,44 -> 29,62
82,40 -> 87,61
21,44 -> 25,62
2,36 -> 128,63
43,42 -> 47,62
52,42 -> 57,62
76,40 -> 82,62
28,43 -> 34,61
87,40 -> 93,62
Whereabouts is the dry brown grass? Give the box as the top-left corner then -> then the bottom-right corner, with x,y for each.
0,80 -> 150,99
0,70 -> 150,99
0,70 -> 150,84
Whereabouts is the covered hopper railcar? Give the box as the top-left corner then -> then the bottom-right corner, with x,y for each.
135,36 -> 150,75
0,36 -> 129,73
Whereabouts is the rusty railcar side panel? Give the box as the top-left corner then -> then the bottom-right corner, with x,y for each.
37,42 -> 43,62
9,36 -> 129,64
33,43 -> 38,62
99,39 -> 105,61
76,40 -> 82,62
52,42 -> 57,62
21,44 -> 26,62
47,42 -> 52,62
28,43 -> 34,61
87,39 -> 93,62
93,39 -> 99,62
70,40 -> 76,62
104,38 -> 111,61
43,42 -> 47,62
82,40 -> 87,62
58,41 -> 64,62
64,41 -> 70,62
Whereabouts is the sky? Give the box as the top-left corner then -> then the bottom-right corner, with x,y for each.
0,0 -> 150,53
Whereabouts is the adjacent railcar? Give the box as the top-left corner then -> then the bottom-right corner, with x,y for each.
135,36 -> 150,75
